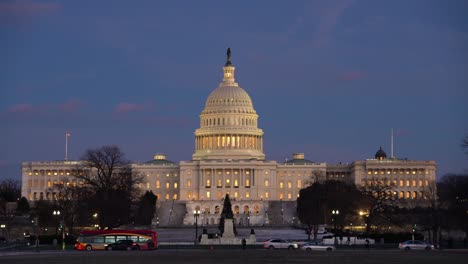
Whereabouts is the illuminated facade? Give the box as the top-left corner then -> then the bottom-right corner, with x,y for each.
21,51 -> 436,226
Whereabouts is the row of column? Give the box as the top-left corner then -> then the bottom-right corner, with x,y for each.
199,168 -> 254,189
196,135 -> 262,151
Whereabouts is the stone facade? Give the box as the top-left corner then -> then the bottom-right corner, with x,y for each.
20,51 -> 437,226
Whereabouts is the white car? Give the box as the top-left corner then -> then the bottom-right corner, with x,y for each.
398,240 -> 434,251
301,241 -> 335,251
263,239 -> 299,250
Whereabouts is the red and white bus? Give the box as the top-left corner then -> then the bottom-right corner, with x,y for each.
75,229 -> 158,251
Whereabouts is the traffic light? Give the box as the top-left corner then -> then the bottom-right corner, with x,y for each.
412,224 -> 417,233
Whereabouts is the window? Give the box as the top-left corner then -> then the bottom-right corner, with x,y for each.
245,179 -> 250,187
288,193 -> 292,199
165,194 -> 170,200
234,192 -> 238,198
173,194 -> 178,200
165,182 -> 170,189
206,191 -> 211,198
234,179 -> 239,187
279,193 -> 284,200
287,181 -> 292,189
418,180 -> 423,187
406,180 -> 410,187
361,180 -> 366,187
297,180 -> 302,188
174,182 -> 178,189
399,180 -> 403,187
206,179 -> 211,188
265,192 -> 269,198
245,192 -> 250,198
225,179 -> 231,187
147,183 -> 150,189
217,179 -> 222,188
412,180 -> 416,187
264,179 -> 269,187
156,180 -> 160,189
187,179 -> 192,188
279,182 -> 284,189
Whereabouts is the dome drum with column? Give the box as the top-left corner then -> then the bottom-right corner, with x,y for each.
192,49 -> 265,161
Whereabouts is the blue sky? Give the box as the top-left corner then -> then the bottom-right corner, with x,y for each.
1,0 -> 467,181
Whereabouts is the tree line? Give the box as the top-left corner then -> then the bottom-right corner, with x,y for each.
0,145 -> 157,236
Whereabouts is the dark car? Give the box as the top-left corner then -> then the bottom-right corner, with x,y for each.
105,240 -> 140,251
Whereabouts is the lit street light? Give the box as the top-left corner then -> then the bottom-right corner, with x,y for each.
193,209 -> 200,244
53,210 -> 65,251
332,210 -> 340,245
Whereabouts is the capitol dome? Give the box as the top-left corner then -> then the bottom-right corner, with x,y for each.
192,49 -> 265,160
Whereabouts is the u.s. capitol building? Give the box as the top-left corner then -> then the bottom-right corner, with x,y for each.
21,50 -> 437,227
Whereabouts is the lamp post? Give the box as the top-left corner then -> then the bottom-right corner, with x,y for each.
93,213 -> 98,230
193,209 -> 200,244
53,210 -> 60,236
332,210 -> 340,245
332,210 -> 340,231
53,210 -> 65,251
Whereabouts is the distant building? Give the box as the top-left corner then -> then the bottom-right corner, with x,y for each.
21,51 -> 436,226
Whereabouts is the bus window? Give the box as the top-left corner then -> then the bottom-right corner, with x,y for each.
105,236 -> 116,243
94,236 -> 104,243
116,235 -> 127,241
128,236 -> 138,242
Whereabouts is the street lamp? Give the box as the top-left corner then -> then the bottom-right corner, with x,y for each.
332,210 -> 340,231
193,209 -> 200,244
53,210 -> 60,236
53,210 -> 65,251
332,210 -> 340,245
93,213 -> 99,229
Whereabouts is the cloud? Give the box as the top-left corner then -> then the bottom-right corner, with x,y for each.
57,99 -> 84,112
6,99 -> 84,114
0,0 -> 62,27
339,70 -> 367,81
7,103 -> 37,113
114,102 -> 149,114
0,0 -> 62,16
309,0 -> 356,48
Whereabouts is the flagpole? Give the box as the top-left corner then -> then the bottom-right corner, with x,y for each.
65,132 -> 69,161
391,128 -> 394,159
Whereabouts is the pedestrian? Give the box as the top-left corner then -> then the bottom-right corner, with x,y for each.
242,238 -> 246,250
365,239 -> 370,249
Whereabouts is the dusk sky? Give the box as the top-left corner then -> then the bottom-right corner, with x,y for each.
1,0 -> 467,182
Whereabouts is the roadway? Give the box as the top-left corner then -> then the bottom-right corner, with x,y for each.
1,248 -> 467,264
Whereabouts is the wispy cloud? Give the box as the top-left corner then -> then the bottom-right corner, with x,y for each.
114,102 -> 150,114
0,0 -> 62,16
0,0 -> 62,26
7,103 -> 39,113
307,0 -> 356,48
57,99 -> 85,112
6,99 -> 84,114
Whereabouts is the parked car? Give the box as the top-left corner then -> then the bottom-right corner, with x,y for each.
264,239 -> 299,250
301,241 -> 335,251
398,240 -> 434,251
105,240 -> 140,251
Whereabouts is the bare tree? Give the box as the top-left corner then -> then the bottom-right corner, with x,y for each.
359,178 -> 397,234
74,145 -> 143,229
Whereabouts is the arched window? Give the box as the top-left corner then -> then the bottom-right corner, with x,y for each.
254,205 -> 259,214
215,206 -> 220,214
243,205 -> 250,214
234,206 -> 240,214
264,179 -> 269,187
